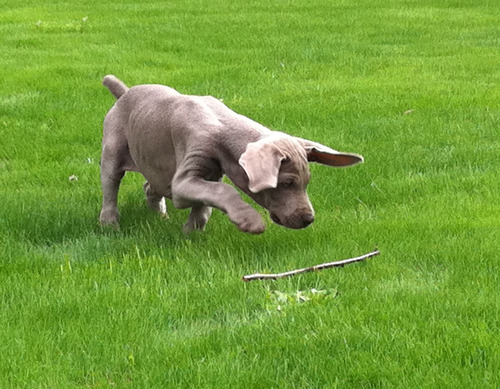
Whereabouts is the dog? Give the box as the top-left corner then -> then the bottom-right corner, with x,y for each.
99,75 -> 363,234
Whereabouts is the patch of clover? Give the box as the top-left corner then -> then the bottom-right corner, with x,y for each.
266,288 -> 338,313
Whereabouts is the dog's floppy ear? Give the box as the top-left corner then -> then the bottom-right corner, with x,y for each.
239,139 -> 286,193
297,138 -> 363,167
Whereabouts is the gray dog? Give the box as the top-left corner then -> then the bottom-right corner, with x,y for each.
99,75 -> 363,234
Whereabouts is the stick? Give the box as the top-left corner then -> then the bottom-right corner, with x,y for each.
242,249 -> 380,282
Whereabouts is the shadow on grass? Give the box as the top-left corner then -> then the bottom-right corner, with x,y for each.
2,183 -> 360,271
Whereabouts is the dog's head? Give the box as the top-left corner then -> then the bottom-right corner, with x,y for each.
238,133 -> 363,229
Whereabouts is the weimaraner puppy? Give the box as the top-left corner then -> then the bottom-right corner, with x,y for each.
100,75 -> 363,234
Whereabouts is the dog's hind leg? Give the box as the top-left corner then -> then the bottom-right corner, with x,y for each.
99,116 -> 137,228
99,151 -> 125,228
143,182 -> 167,218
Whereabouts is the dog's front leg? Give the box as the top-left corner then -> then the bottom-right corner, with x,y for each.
183,206 -> 213,233
172,175 -> 265,234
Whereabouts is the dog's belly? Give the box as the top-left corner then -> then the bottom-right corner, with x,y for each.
126,125 -> 178,199
140,168 -> 174,198
129,141 -> 176,198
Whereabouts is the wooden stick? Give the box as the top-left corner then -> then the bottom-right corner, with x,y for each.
242,249 -> 380,282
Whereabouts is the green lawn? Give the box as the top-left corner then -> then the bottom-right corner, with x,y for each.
1,0 -> 499,387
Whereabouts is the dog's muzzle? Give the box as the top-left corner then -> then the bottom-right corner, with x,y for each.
270,212 -> 314,229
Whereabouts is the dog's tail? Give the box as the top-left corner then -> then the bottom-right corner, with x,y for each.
102,75 -> 129,100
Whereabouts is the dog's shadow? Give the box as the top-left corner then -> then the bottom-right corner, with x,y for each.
6,183 -> 321,269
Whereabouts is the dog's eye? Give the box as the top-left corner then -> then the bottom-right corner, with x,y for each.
281,179 -> 294,188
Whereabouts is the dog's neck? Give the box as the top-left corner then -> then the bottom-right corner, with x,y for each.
216,133 -> 258,194
215,124 -> 272,196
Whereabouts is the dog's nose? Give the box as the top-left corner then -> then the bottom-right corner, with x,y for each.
301,213 -> 314,228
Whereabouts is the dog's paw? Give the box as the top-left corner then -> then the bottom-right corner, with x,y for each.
182,207 -> 212,234
230,208 -> 266,234
144,182 -> 168,216
182,219 -> 205,234
148,197 -> 168,217
99,209 -> 120,229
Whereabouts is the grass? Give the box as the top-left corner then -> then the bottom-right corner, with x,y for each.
1,0 -> 499,387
